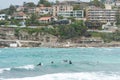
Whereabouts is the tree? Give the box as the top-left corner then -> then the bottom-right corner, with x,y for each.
7,5 -> 16,15
26,13 -> 39,26
67,17 -> 76,22
38,0 -> 45,4
38,0 -> 51,7
58,15 -> 64,19
73,5 -> 81,10
44,2 -> 51,7
116,7 -> 120,25
55,20 -> 87,39
56,0 -> 60,4
23,2 -> 36,7
10,18 -> 19,25
0,20 -> 9,25
89,0 -> 105,8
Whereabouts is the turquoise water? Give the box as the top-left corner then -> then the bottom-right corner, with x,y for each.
0,48 -> 120,80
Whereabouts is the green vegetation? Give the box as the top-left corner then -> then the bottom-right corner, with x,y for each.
67,17 -> 76,22
7,5 -> 16,15
73,5 -> 81,10
89,0 -> 105,8
38,0 -> 51,7
10,18 -> 20,26
116,7 -> 120,25
15,20 -> 87,39
101,31 -> 120,42
15,27 -> 44,36
89,31 -> 120,42
46,20 -> 87,39
0,20 -> 9,25
89,32 -> 102,37
23,2 -> 36,7
0,8 -> 9,14
26,14 -> 40,26
58,15 -> 64,19
86,31 -> 120,43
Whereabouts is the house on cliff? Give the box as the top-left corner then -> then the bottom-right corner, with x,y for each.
38,16 -> 53,23
12,12 -> 29,20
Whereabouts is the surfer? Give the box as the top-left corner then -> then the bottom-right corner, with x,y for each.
51,61 -> 54,64
37,62 -> 42,66
69,60 -> 72,64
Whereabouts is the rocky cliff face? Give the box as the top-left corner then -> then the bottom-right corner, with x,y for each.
0,27 -> 58,47
0,27 -> 108,48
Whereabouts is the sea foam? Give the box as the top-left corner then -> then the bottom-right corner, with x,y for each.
0,65 -> 35,74
5,72 -> 120,80
16,65 -> 35,70
0,68 -> 11,74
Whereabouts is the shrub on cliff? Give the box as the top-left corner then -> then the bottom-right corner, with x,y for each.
48,20 -> 87,39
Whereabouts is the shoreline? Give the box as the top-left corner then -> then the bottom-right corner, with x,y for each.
1,45 -> 120,48
0,39 -> 120,48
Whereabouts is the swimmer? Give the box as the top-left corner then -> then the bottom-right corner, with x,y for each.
51,61 -> 54,64
69,60 -> 72,64
37,62 -> 42,66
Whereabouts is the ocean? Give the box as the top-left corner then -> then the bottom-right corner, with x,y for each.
0,47 -> 120,80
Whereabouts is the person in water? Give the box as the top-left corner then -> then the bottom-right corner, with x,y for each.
69,60 -> 72,64
37,62 -> 42,66
51,61 -> 54,64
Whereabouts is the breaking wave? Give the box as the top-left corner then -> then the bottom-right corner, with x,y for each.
15,65 -> 35,70
0,68 -> 11,73
0,65 -> 35,74
4,72 -> 120,80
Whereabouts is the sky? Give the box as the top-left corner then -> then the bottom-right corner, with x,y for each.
0,0 -> 90,10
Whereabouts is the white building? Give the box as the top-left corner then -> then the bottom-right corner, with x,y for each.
86,6 -> 117,23
36,6 -> 52,15
13,12 -> 29,20
58,10 -> 84,18
0,14 -> 6,20
10,43 -> 18,47
52,4 -> 73,17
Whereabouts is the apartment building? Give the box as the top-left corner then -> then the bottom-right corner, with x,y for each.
52,3 -> 73,17
86,6 -> 117,23
36,6 -> 52,16
58,10 -> 84,18
27,7 -> 36,14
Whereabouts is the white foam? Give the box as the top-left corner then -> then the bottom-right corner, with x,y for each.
0,68 -> 11,73
5,72 -> 120,80
16,65 -> 35,70
0,65 -> 35,74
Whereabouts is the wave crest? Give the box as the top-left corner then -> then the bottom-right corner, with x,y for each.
5,72 -> 120,80
0,68 -> 11,73
0,65 -> 35,74
16,65 -> 35,70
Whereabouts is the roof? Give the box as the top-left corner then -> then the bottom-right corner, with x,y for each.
39,6 -> 52,9
38,17 -> 52,20
13,12 -> 26,16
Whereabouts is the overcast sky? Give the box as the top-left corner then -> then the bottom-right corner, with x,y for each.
0,0 -> 90,10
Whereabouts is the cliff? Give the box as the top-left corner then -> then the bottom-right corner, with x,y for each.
0,27 -> 120,48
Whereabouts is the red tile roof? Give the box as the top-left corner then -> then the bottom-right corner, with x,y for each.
38,17 -> 52,20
